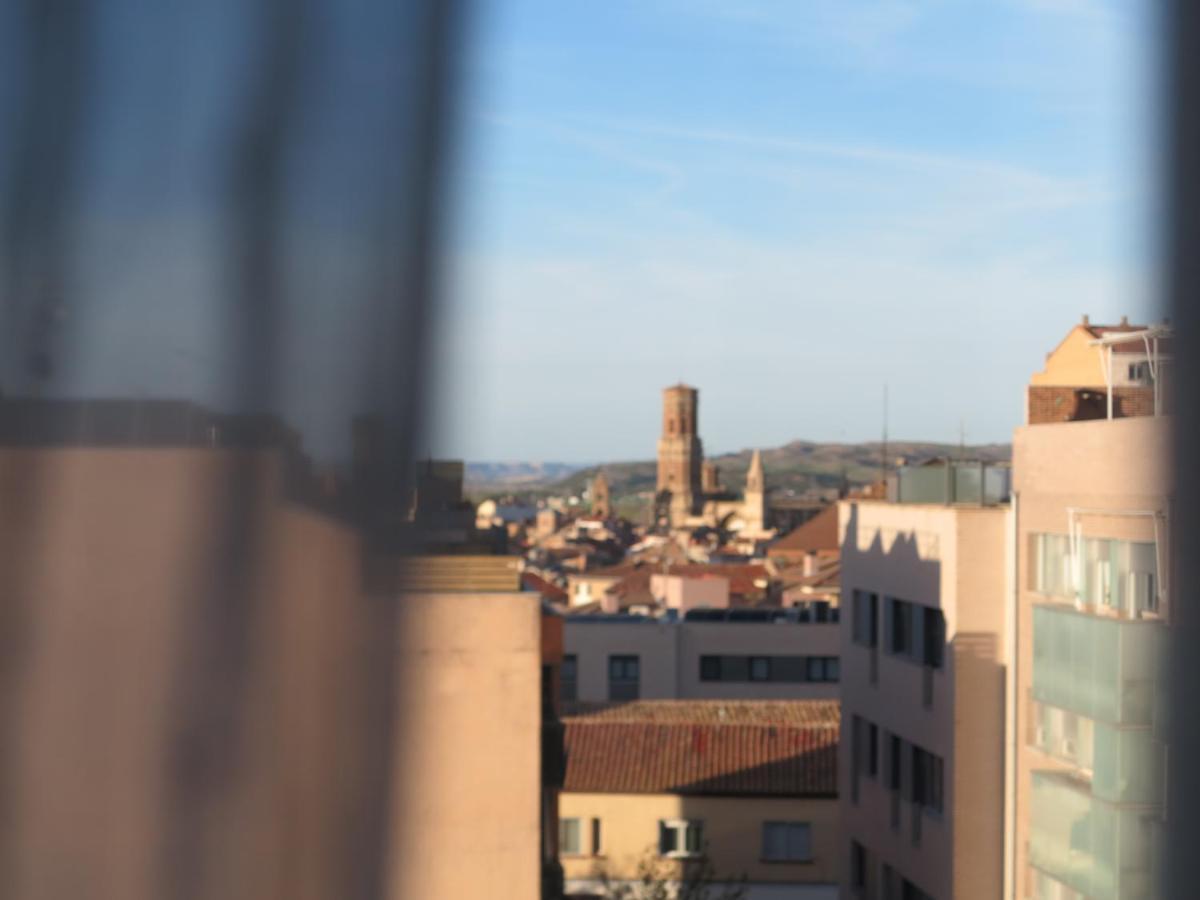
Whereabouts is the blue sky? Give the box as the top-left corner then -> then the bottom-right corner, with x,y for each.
430,0 -> 1158,463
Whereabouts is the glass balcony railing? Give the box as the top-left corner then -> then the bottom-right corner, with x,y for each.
1030,771 -> 1156,900
1032,704 -> 1163,805
889,460 -> 1011,505
1031,605 -> 1164,726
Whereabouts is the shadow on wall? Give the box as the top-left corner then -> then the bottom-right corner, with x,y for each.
839,502 -> 941,613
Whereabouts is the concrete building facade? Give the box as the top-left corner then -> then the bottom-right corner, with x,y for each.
839,485 -> 1010,900
1009,414 -> 1171,900
563,612 -> 840,704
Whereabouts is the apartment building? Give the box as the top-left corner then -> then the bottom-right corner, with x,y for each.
559,700 -> 840,900
392,556 -> 565,899
0,398 -> 565,900
839,463 -> 1011,900
1010,414 -> 1170,899
563,607 -> 840,703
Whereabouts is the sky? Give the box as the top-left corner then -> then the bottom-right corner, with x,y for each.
430,0 -> 1159,463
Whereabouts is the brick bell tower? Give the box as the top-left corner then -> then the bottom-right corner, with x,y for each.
656,384 -> 704,525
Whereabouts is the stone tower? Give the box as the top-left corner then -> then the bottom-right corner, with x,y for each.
656,384 -> 703,524
591,469 -> 611,518
742,448 -> 766,533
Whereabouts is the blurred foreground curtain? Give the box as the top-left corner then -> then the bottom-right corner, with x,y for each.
0,1 -> 465,898
1168,1 -> 1200,899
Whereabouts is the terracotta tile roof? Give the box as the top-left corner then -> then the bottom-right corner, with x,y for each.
562,701 -> 839,797
521,572 -> 567,603
768,505 -> 839,556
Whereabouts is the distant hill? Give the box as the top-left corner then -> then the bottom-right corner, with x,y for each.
465,440 -> 1011,505
464,461 -> 586,492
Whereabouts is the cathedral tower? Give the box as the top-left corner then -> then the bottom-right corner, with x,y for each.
743,448 -> 766,533
656,384 -> 704,524
591,469 -> 611,518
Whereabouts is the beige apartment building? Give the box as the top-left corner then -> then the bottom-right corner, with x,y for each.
839,468 -> 1011,900
1009,414 -> 1170,900
559,700 -> 840,900
0,398 -> 563,900
564,610 -> 840,703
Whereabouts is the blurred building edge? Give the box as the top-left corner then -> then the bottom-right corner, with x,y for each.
392,458 -> 566,899
0,395 -> 564,900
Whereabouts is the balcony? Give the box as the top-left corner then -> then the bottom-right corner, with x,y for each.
888,459 -> 1010,505
1031,703 -> 1163,806
1031,604 -> 1164,727
1030,770 -> 1156,900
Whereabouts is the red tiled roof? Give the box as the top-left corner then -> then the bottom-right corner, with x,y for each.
769,505 -> 839,556
562,701 -> 839,797
522,572 -> 567,603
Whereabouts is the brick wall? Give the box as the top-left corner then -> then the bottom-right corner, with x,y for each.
1027,386 -> 1158,424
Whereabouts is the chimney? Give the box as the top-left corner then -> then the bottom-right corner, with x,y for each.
1120,315 -> 1129,326
1081,314 -> 1090,327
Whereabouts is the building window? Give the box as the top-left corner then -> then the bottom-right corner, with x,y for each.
659,819 -> 703,858
591,817 -> 602,856
608,655 -> 640,701
922,609 -> 945,669
806,656 -> 839,682
888,734 -> 903,791
911,746 -> 944,815
560,817 -> 582,855
561,654 -> 577,702
762,822 -> 812,862
888,598 -> 914,657
695,655 -> 815,683
850,840 -> 867,890
852,590 -> 878,647
868,723 -> 879,778
886,599 -> 944,669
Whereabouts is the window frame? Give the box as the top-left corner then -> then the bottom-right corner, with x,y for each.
561,653 -> 578,702
659,818 -> 704,859
761,821 -> 813,863
607,654 -> 640,700
559,817 -> 582,856
699,655 -> 722,681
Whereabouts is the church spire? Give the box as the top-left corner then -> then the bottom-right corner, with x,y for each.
746,449 -> 764,493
